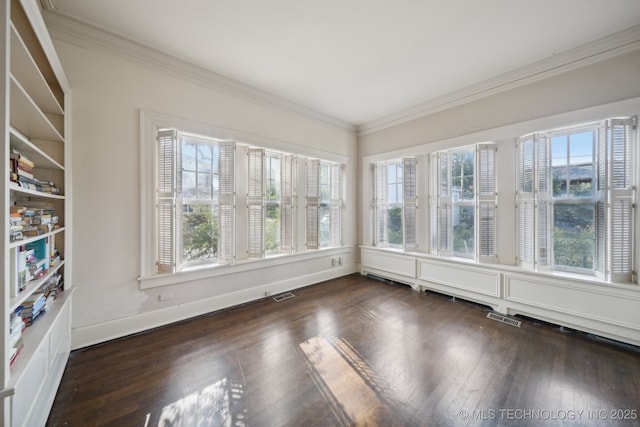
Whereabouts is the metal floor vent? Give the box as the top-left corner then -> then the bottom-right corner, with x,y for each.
273,292 -> 295,302
487,312 -> 522,328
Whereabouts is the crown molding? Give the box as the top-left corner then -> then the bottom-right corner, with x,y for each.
358,24 -> 640,136
42,11 -> 356,132
41,9 -> 640,138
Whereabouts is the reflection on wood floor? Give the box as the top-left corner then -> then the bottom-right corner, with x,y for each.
47,274 -> 640,426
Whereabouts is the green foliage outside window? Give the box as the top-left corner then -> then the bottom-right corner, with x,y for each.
265,204 -> 280,253
182,205 -> 218,262
553,204 -> 594,269
388,207 -> 403,246
453,207 -> 474,255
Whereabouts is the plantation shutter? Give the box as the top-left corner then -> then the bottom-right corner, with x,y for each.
477,144 -> 497,262
517,135 -> 535,268
218,140 -> 236,264
375,162 -> 388,247
306,159 -> 320,249
156,129 -> 182,273
607,117 -> 635,282
429,154 -> 438,254
330,163 -> 342,247
437,152 -> 452,256
402,157 -> 417,251
280,154 -> 296,253
247,148 -> 265,258
594,122 -> 608,278
536,135 -> 552,268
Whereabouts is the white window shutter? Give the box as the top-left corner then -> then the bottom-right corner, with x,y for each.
375,162 -> 388,247
330,163 -> 342,247
437,153 -> 452,255
218,140 -> 236,264
607,118 -> 635,282
536,135 -> 552,267
517,136 -> 535,268
306,159 -> 320,249
156,129 -> 182,273
429,154 -> 438,254
402,157 -> 417,251
477,144 -> 497,262
280,154 -> 296,253
247,148 -> 265,258
595,124 -> 608,278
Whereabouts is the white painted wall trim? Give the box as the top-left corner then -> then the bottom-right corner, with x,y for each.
140,246 -> 354,289
72,264 -> 357,350
41,6 -> 640,137
42,11 -> 355,132
358,25 -> 640,136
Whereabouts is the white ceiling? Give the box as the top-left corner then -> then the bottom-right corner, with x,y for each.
46,0 -> 640,127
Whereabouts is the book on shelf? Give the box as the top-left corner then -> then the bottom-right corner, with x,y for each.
10,337 -> 24,367
9,204 -> 59,242
20,292 -> 47,326
10,150 -> 35,168
9,246 -> 30,297
9,150 -> 60,194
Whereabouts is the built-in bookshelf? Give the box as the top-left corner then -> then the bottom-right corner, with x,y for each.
2,0 -> 72,426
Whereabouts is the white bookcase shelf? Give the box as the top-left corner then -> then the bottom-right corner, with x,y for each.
10,24 -> 64,116
2,0 -> 72,425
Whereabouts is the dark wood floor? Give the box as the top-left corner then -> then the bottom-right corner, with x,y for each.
47,274 -> 640,426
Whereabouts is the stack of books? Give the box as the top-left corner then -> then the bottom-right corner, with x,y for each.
42,272 -> 64,300
9,210 -> 24,242
9,149 -> 60,194
9,150 -> 35,181
9,309 -> 25,366
19,292 -> 47,326
10,205 -> 58,240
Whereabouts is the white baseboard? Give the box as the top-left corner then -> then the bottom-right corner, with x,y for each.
71,265 -> 356,349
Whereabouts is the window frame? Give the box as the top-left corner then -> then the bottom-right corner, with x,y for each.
430,143 -> 497,262
247,148 -> 296,258
156,129 -> 235,274
373,158 -> 417,251
306,159 -> 344,250
138,111 -> 350,290
516,117 -> 637,282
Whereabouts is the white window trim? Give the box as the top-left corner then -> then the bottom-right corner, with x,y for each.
306,159 -> 344,249
139,109 -> 349,289
373,158 -> 418,251
517,117 -> 636,282
362,96 -> 640,286
430,143 -> 497,262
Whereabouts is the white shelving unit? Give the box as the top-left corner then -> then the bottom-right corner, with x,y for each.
1,0 -> 72,425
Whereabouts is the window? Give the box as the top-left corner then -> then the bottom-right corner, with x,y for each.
247,148 -> 296,258
156,129 -> 235,273
430,144 -> 496,261
517,117 -> 636,282
306,159 -> 343,249
374,158 -> 417,250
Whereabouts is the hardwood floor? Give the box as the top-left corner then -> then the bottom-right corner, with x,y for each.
47,274 -> 640,426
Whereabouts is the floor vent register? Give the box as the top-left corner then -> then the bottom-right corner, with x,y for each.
273,292 -> 295,302
486,312 -> 522,328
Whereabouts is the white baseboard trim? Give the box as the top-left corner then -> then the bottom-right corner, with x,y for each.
71,265 -> 357,349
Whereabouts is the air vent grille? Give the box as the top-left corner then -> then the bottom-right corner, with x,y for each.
487,312 -> 521,328
273,292 -> 295,302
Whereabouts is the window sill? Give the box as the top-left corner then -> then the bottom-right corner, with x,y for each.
139,246 -> 353,289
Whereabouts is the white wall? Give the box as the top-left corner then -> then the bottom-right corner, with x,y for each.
358,49 -> 640,346
359,50 -> 640,250
54,40 -> 358,348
